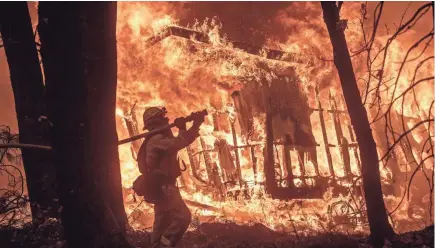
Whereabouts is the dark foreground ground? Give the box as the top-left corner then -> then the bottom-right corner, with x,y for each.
0,221 -> 433,248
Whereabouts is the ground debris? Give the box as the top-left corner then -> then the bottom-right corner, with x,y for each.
385,225 -> 434,248
1,221 -> 433,248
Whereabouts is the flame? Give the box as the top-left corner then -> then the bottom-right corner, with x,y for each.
115,2 -> 433,234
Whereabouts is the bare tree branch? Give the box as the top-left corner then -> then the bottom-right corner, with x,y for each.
0,143 -> 52,150
380,118 -> 434,161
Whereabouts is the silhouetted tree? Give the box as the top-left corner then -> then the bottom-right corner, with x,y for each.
0,2 -> 58,224
321,2 -> 395,246
38,2 -> 131,247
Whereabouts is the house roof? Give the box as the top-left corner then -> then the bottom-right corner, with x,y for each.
143,26 -> 309,64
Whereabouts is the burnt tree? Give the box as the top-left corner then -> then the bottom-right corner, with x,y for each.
38,2 -> 131,247
0,2 -> 58,223
321,2 -> 395,246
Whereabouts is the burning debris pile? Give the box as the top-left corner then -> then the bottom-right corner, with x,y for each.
114,2 -> 433,234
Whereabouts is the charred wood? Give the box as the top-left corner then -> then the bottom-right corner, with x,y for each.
200,138 -> 215,184
215,139 -> 237,180
283,135 -> 295,188
296,151 -> 307,186
230,119 -> 243,187
212,113 -> 220,131
187,145 -> 208,185
250,145 -> 258,184
315,87 -> 335,179
329,94 -> 352,177
231,91 -> 254,140
144,26 -> 310,64
264,94 -> 277,195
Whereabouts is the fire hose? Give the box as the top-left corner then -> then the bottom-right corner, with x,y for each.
0,109 -> 208,150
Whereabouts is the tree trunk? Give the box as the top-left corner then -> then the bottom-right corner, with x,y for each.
38,2 -> 131,247
0,2 -> 58,223
320,2 -> 395,246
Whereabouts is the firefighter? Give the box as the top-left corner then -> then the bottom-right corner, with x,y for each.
138,106 -> 204,248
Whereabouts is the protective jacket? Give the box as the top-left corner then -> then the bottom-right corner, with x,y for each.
137,125 -> 200,184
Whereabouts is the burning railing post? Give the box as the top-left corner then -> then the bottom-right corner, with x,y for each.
198,139 -> 228,200
347,121 -> 361,174
216,139 -> 238,187
329,93 -> 352,178
340,137 -> 352,177
264,95 -> 277,194
229,116 -> 244,188
297,151 -> 307,186
340,95 -> 362,174
200,138 -> 215,183
212,112 -> 220,131
315,87 -> 335,180
274,145 -> 284,185
306,147 -> 321,177
187,145 -> 208,185
186,145 -> 197,173
231,91 -> 254,146
211,162 -> 225,200
250,145 -> 258,184
283,135 -> 295,188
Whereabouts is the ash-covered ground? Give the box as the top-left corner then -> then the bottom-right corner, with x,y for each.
0,220 -> 432,248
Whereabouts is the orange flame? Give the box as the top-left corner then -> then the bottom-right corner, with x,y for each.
116,2 -> 434,233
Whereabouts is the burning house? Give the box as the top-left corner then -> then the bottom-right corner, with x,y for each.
115,25 -> 394,230
0,3 -> 433,247
113,2 -> 433,233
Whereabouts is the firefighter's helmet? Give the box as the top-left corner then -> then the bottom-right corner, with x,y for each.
143,106 -> 167,130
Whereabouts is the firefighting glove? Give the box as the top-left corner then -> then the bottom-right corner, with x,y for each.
174,117 -> 187,130
192,111 -> 205,127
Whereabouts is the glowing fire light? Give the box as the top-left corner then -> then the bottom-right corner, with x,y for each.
115,2 -> 434,234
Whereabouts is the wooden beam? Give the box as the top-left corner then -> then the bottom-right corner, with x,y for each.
187,145 -> 209,185
230,119 -> 244,188
264,93 -> 277,194
329,93 -> 352,177
249,145 -> 258,184
316,87 -> 335,179
283,135 -> 295,188
200,138 -> 215,183
144,26 -> 313,65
